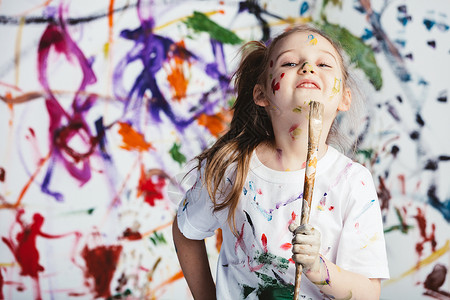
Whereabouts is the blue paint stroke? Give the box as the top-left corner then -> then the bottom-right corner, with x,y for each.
354,199 -> 376,220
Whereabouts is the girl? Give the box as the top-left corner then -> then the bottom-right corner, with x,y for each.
172,24 -> 389,300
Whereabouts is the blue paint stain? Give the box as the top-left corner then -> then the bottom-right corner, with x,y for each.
354,199 -> 376,220
299,2 -> 309,16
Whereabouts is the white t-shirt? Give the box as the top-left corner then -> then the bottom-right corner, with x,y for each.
177,146 -> 389,299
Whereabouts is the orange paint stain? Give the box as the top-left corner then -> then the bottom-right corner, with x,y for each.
308,157 -> 317,167
166,41 -> 190,101
197,111 -> 231,137
215,228 -> 223,253
117,122 -> 153,152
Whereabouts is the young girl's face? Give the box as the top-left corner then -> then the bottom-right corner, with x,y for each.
256,30 -> 351,124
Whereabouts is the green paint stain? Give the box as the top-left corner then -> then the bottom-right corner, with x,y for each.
242,285 -> 256,298
169,142 -> 186,166
319,22 -> 382,90
184,11 -> 243,45
255,251 -> 290,272
149,232 -> 167,246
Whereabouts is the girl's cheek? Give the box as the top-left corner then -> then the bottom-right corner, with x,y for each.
329,77 -> 342,100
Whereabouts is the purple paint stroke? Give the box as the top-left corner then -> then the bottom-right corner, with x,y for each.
113,4 -> 232,132
37,5 -> 100,200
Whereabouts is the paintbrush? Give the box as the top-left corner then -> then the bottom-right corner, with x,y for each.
293,101 -> 324,300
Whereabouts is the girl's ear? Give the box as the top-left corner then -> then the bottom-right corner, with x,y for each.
253,84 -> 270,107
338,88 -> 352,111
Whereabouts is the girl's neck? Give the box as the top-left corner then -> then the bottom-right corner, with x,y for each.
256,138 -> 328,172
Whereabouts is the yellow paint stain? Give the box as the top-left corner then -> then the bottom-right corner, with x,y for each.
117,122 -> 154,152
317,205 -> 324,211
329,78 -> 341,99
308,157 -> 317,167
308,34 -> 318,45
292,106 -> 302,113
383,240 -> 450,286
290,127 -> 302,139
360,232 -> 379,249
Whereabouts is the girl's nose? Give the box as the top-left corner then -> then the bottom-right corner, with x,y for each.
299,62 -> 314,74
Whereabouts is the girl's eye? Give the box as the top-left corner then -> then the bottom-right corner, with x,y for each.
318,63 -> 331,68
282,62 -> 297,67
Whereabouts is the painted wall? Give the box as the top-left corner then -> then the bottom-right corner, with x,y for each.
0,0 -> 449,299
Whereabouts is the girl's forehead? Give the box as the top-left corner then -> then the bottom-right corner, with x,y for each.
272,31 -> 337,56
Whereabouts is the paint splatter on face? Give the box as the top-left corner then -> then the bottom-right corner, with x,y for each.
271,73 -> 284,94
330,77 -> 342,99
292,106 -> 302,113
307,34 -> 317,45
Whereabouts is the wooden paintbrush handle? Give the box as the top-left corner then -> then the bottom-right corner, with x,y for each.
293,101 -> 324,300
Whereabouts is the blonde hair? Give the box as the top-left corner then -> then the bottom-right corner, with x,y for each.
195,24 -> 364,233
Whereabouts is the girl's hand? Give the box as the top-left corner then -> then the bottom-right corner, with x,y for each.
289,223 -> 321,273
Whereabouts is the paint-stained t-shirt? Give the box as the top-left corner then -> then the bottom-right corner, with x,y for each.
177,146 -> 390,299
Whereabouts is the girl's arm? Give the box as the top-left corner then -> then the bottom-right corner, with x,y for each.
172,217 -> 216,300
291,224 -> 381,300
306,255 -> 380,300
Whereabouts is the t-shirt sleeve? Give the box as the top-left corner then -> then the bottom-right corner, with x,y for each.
336,166 -> 390,279
176,168 -> 221,240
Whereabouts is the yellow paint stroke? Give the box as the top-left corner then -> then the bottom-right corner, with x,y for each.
330,78 -> 341,99
292,106 -> 302,113
308,157 -> 317,167
290,127 -> 302,139
14,17 -> 25,86
308,34 -> 318,45
360,232 -> 378,249
117,122 -> 154,152
383,239 -> 450,286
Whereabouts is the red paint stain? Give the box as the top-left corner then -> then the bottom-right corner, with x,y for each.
280,73 -> 285,78
1,209 -> 80,300
280,243 -> 292,250
398,174 -> 406,195
137,167 -> 167,206
257,188 -> 263,195
117,122 -> 153,152
122,228 -> 142,241
289,258 -> 295,264
0,267 -> 4,300
261,233 -> 268,252
82,244 -> 122,298
0,167 -> 5,182
413,208 -> 437,258
271,78 -> 280,94
328,206 -> 334,211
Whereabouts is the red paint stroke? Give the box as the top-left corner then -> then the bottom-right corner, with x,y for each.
328,206 -> 334,211
0,167 -> 5,182
137,167 -> 167,206
261,233 -> 268,253
413,207 -> 437,258
398,174 -> 406,195
82,244 -> 122,298
377,176 -> 391,214
271,78 -> 280,94
235,223 -> 247,254
122,228 -> 142,241
197,111 -> 231,137
289,258 -> 295,264
0,267 -> 4,300
280,243 -> 292,250
288,211 -> 297,226
280,73 -> 285,78
1,209 -> 80,300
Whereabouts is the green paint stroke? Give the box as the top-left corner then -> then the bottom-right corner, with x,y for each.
255,251 -> 290,272
149,232 -> 167,246
256,272 -> 294,299
319,22 -> 382,90
184,11 -> 243,45
169,142 -> 186,166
